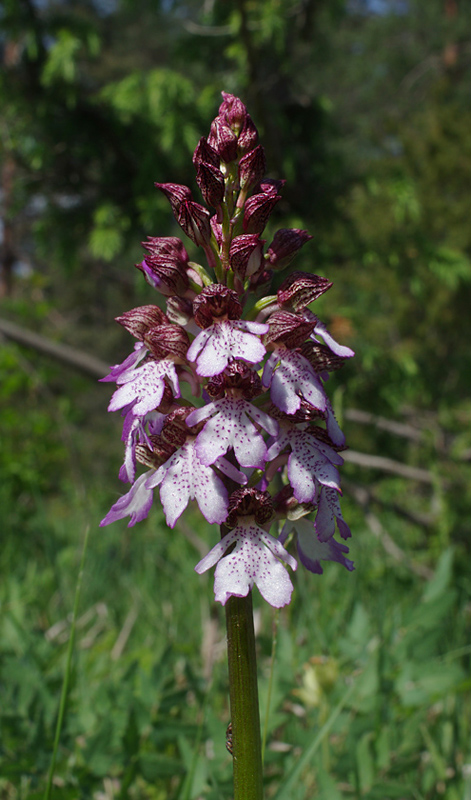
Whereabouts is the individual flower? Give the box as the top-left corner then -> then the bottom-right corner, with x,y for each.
280,517 -> 354,574
195,489 -> 297,607
188,319 -> 267,377
266,423 -> 343,503
187,396 -> 278,469
100,471 -> 154,528
108,359 -> 180,417
146,439 -> 246,528
262,348 -> 327,415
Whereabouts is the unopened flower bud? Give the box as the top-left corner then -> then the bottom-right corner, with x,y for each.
162,407 -> 199,447
155,183 -> 192,216
193,136 -> 220,170
177,200 -> 212,247
115,305 -> 168,340
299,342 -> 346,373
210,216 -> 223,248
258,178 -> 286,196
196,162 -> 225,208
193,284 -> 242,328
267,229 -> 313,270
264,310 -> 314,348
239,145 -> 266,191
243,192 -> 280,234
208,116 -> 238,163
136,436 -> 175,469
277,271 -> 332,310
144,324 -> 190,361
219,92 -> 248,133
237,115 -> 259,155
141,236 -> 189,264
136,257 -> 190,296
229,234 -> 264,280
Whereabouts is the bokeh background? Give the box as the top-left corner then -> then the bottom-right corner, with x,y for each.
1,1 -> 471,798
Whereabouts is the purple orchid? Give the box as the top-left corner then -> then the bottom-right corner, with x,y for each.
187,397 -> 278,469
187,319 -> 267,377
146,439 -> 232,528
195,520 -> 297,608
101,92 -> 354,608
280,517 -> 354,574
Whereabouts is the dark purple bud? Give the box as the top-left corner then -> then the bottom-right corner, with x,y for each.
237,115 -> 259,155
196,162 -> 225,208
205,373 -> 225,400
238,145 -> 266,191
177,200 -> 212,247
226,488 -> 273,528
258,178 -> 286,196
223,361 -> 263,398
166,296 -> 193,326
136,257 -> 189,296
299,342 -> 346,373
243,193 -> 281,234
208,116 -> 238,163
264,310 -> 314,348
162,407 -> 200,447
210,216 -> 223,248
277,270 -> 332,310
136,437 -> 175,469
141,236 -> 189,265
267,229 -> 313,270
206,361 -> 262,400
229,234 -> 264,280
219,92 -> 248,133
115,305 -> 168,340
192,136 -> 220,170
249,268 -> 273,295
155,183 -> 192,217
193,284 -> 242,329
144,324 -> 190,361
268,399 -> 323,423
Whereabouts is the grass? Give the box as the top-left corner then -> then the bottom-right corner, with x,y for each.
1,344 -> 471,799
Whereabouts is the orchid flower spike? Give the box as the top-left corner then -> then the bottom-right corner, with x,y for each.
101,92 -> 355,608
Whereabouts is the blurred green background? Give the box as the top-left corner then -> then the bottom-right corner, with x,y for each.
1,1 -> 471,797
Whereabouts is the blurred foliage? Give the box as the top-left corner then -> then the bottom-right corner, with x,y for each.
1,0 -> 471,797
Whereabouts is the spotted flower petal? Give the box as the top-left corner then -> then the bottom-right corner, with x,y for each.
100,471 -> 154,528
119,409 -> 167,483
187,398 -> 278,468
263,349 -> 327,415
146,439 -> 229,527
100,342 -> 148,383
108,360 -> 180,416
281,517 -> 354,574
304,311 -> 355,359
195,520 -> 297,607
187,320 -> 267,377
266,423 -> 341,503
315,486 -> 352,542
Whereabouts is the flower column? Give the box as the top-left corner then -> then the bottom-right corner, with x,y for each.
101,92 -> 354,799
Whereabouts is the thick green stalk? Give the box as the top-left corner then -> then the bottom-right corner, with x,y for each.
225,591 -> 264,800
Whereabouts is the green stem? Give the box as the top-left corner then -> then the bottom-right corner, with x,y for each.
225,591 -> 264,800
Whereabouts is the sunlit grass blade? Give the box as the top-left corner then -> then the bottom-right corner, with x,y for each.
271,677 -> 357,800
261,609 -> 279,765
44,524 -> 90,800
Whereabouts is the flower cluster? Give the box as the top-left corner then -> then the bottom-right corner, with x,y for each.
101,93 -> 354,608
